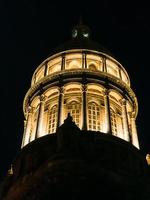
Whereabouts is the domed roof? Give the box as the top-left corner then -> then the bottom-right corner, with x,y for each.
51,23 -> 114,57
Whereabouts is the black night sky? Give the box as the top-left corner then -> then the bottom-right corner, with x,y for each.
1,1 -> 150,177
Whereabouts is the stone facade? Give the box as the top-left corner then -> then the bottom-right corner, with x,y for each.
1,116 -> 150,200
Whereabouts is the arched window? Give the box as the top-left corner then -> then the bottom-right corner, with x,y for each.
67,101 -> 80,127
68,60 -> 80,69
88,102 -> 100,131
48,105 -> 58,133
110,108 -> 117,135
89,63 -> 97,71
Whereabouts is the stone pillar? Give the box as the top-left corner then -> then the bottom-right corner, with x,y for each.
36,95 -> 45,138
24,106 -> 32,146
57,86 -> 64,127
131,112 -> 139,148
21,120 -> 27,148
121,98 -> 130,141
82,84 -> 87,130
103,89 -> 111,133
29,107 -> 37,142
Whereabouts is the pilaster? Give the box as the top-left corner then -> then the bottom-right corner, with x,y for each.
121,98 -> 130,141
103,89 -> 111,133
36,94 -> 45,138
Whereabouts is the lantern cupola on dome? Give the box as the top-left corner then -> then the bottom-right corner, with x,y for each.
72,20 -> 90,39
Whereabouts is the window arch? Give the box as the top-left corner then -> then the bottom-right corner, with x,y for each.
68,60 -> 80,69
89,63 -> 97,71
48,105 -> 58,134
88,102 -> 100,131
66,101 -> 81,127
110,108 -> 117,135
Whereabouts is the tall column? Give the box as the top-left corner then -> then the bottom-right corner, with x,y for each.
57,86 -> 64,127
130,112 -> 139,149
29,107 -> 37,142
82,84 -> 87,130
21,120 -> 27,148
121,98 -> 130,141
36,94 -> 45,138
103,89 -> 111,133
24,106 -> 32,146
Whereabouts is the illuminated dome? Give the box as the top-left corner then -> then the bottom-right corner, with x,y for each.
22,23 -> 139,149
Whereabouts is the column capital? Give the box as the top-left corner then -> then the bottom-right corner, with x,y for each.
128,111 -> 132,118
128,111 -> 136,119
61,53 -> 66,58
102,55 -> 106,60
102,89 -> 110,96
131,111 -> 136,118
32,106 -> 37,112
121,98 -> 126,105
25,106 -> 32,119
82,84 -> 87,92
24,120 -> 27,129
39,94 -> 46,102
59,86 -> 64,95
28,106 -> 33,113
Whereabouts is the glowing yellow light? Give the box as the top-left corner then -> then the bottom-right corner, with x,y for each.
146,154 -> 150,165
22,49 -> 138,149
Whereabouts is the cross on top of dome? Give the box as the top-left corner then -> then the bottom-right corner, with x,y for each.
72,18 -> 90,39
